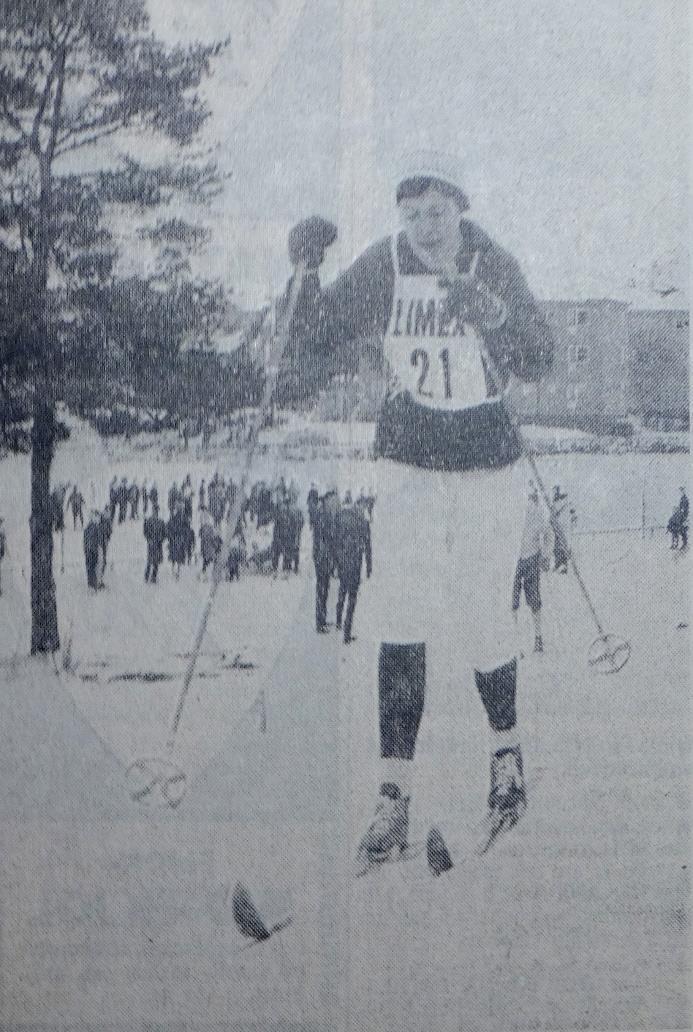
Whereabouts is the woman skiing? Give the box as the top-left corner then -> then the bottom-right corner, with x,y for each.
270,150 -> 554,864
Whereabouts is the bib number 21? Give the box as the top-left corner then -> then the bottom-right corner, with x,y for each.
411,347 -> 452,400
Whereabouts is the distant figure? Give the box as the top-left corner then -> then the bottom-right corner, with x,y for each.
167,503 -> 188,580
117,477 -> 129,524
512,481 -> 551,655
67,485 -> 84,529
144,504 -> 167,584
0,516 -> 6,596
109,476 -> 118,522
271,497 -> 293,574
98,507 -> 113,587
335,495 -> 372,644
142,480 -> 149,517
307,483 -> 319,529
83,510 -> 102,590
551,485 -> 570,573
199,511 -> 221,578
50,485 -> 66,533
667,486 -> 689,550
312,488 -> 339,633
287,502 -> 305,574
129,480 -> 140,520
199,479 -> 206,512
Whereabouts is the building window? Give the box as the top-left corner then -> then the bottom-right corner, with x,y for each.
568,344 -> 589,363
566,383 -> 582,411
568,307 -> 589,329
676,315 -> 689,329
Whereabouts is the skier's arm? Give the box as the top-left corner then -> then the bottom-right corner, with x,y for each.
278,218 -> 391,399
481,248 -> 553,383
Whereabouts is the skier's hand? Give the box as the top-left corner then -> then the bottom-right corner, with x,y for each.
288,216 -> 338,271
439,262 -> 507,331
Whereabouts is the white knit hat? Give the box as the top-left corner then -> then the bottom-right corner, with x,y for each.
393,149 -> 469,206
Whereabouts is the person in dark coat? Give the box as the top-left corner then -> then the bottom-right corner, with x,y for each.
117,477 -> 129,524
271,498 -> 293,573
83,510 -> 102,590
287,503 -> 305,574
312,488 -> 339,633
67,485 -> 84,529
129,481 -> 140,519
199,512 -> 221,578
198,479 -> 206,512
109,477 -> 118,522
144,504 -> 168,584
307,484 -> 319,529
167,503 -> 188,579
142,480 -> 149,517
668,486 -> 689,550
98,507 -> 113,587
335,495 -> 372,643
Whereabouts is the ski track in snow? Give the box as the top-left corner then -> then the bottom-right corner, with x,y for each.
0,421 -> 689,1031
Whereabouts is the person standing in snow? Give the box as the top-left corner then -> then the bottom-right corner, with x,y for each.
512,480 -> 551,655
335,494 -> 372,644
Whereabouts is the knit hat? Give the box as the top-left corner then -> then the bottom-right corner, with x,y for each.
394,149 -> 469,208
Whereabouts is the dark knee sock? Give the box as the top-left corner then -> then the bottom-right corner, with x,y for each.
379,642 -> 426,761
475,658 -> 517,733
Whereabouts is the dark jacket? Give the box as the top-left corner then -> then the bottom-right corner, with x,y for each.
144,514 -> 168,560
285,224 -> 553,471
83,519 -> 101,556
312,498 -> 338,571
335,505 -> 372,586
167,511 -> 188,563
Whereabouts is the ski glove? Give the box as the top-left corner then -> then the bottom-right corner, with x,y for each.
288,216 -> 338,270
438,274 -> 508,332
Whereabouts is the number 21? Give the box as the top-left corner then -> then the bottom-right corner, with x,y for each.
411,347 -> 452,399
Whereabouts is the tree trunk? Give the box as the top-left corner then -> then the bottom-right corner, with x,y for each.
30,388 -> 59,654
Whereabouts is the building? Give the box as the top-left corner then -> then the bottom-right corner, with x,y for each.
626,308 -> 689,429
510,300 -> 689,430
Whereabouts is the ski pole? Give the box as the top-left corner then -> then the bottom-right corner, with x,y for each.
166,262 -> 307,750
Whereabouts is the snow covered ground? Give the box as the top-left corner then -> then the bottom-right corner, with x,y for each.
0,419 -> 689,1031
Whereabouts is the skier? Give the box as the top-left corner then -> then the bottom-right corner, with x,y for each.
335,494 -> 372,644
276,149 -> 553,862
512,480 -> 551,655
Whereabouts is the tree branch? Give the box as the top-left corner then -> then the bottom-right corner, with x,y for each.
54,122 -> 121,157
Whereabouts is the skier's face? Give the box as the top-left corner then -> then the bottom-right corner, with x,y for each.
399,188 -> 462,265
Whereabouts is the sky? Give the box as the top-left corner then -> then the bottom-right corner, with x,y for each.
90,0 -> 689,309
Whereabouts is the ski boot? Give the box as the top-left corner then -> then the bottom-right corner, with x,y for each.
479,745 -> 527,854
355,782 -> 410,876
